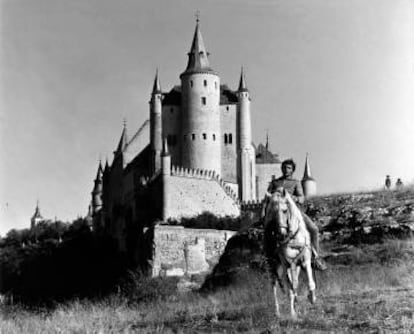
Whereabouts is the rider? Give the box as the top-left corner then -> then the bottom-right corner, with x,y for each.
261,159 -> 327,271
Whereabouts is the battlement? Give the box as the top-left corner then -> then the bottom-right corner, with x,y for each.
170,165 -> 239,203
240,199 -> 263,211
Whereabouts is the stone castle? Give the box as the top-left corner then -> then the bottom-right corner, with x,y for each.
85,20 -> 317,275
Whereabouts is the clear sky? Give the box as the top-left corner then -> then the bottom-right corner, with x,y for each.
1,0 -> 413,236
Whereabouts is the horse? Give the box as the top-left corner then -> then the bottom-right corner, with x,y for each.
263,188 -> 316,318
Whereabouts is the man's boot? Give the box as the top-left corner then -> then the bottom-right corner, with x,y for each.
313,256 -> 327,271
312,248 -> 327,271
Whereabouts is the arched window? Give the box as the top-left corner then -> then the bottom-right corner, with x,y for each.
192,133 -> 196,140
213,134 -> 216,141
224,134 -> 228,144
215,82 -> 217,89
190,80 -> 193,88
204,80 -> 207,87
229,133 -> 233,144
202,133 -> 207,140
183,135 -> 187,141
201,97 -> 206,105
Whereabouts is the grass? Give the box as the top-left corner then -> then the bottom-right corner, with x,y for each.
1,239 -> 413,333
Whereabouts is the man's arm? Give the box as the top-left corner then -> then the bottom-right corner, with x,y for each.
293,181 -> 305,205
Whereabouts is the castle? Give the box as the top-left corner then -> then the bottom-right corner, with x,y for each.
87,20 -> 317,268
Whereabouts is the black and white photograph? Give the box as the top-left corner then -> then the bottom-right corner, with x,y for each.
1,0 -> 413,332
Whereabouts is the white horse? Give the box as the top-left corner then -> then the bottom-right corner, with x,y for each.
263,188 -> 316,318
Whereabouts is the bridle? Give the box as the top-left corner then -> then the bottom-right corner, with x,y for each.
267,193 -> 300,246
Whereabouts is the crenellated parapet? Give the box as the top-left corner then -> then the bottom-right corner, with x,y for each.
240,199 -> 263,211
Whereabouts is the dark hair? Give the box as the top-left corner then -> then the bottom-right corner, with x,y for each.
281,159 -> 296,172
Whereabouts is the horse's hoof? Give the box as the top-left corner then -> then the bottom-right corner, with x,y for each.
308,290 -> 316,304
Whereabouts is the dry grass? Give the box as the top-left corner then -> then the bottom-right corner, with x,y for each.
1,239 -> 413,333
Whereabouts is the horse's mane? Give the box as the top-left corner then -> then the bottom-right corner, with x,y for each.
283,191 -> 306,231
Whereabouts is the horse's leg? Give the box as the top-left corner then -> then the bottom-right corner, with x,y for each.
272,277 -> 280,318
305,250 -> 316,304
287,265 -> 297,319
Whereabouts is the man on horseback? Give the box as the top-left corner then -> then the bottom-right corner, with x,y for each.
262,159 -> 327,271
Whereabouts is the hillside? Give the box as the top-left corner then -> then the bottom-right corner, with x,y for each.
1,188 -> 413,333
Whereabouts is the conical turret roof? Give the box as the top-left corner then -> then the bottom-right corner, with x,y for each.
302,154 -> 315,181
95,161 -> 103,181
181,20 -> 215,76
31,200 -> 43,220
152,69 -> 162,94
238,67 -> 248,92
115,122 -> 128,153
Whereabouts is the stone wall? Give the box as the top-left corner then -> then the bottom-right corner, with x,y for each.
220,104 -> 237,183
165,170 -> 240,220
255,163 -> 281,200
151,225 -> 236,276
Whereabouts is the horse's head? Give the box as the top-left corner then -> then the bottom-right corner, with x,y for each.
266,188 -> 292,237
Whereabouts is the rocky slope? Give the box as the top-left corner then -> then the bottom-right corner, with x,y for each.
203,187 -> 414,290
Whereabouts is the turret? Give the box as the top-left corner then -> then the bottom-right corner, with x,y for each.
180,19 -> 221,174
91,161 -> 103,214
150,70 -> 163,174
237,68 -> 256,201
161,138 -> 171,220
30,200 -> 44,229
302,154 -> 317,197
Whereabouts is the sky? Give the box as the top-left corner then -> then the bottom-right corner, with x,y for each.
1,0 -> 413,236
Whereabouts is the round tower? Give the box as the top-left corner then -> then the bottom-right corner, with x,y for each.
302,154 -> 317,197
180,20 -> 221,174
150,70 -> 163,174
161,138 -> 171,221
237,68 -> 256,201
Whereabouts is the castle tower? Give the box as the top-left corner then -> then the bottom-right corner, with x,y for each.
302,153 -> 317,198
237,68 -> 256,201
180,19 -> 221,174
161,138 -> 171,221
30,200 -> 44,228
150,70 -> 163,174
91,161 -> 103,214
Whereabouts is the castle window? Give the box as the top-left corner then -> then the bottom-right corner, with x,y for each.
226,106 -> 229,111
215,82 -> 217,89
201,97 -> 206,105
170,108 -> 174,114
229,133 -> 233,144
204,80 -> 207,87
190,80 -> 193,88
213,134 -> 216,141
224,134 -> 228,144
192,133 -> 195,140
203,133 -> 207,140
183,135 -> 187,141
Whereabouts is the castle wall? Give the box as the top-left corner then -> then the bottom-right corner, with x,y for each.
255,163 -> 281,200
181,73 -> 221,174
150,225 -> 236,276
162,105 -> 181,166
164,170 -> 240,220
220,104 -> 237,183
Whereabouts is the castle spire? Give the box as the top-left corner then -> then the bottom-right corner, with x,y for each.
116,121 -> 128,153
302,153 -> 314,181
152,68 -> 162,94
238,67 -> 248,92
181,17 -> 214,75
95,160 -> 103,181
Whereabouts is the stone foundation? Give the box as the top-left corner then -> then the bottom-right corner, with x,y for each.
151,225 -> 236,277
